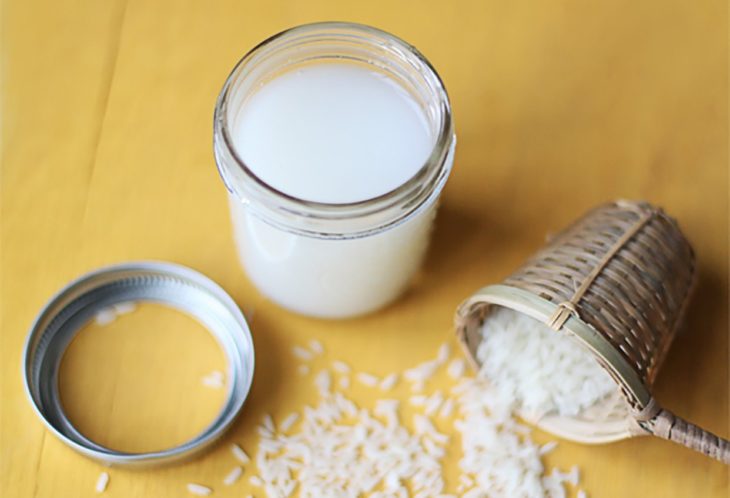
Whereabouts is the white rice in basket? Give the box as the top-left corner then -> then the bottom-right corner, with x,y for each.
476,307 -> 617,418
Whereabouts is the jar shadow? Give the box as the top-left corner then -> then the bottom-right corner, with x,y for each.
397,201 -> 534,308
224,309 -> 289,434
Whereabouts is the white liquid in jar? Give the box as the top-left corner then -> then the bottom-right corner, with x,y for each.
233,64 -> 434,203
229,63 -> 449,317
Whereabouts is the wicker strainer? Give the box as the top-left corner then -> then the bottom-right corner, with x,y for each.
455,200 -> 729,463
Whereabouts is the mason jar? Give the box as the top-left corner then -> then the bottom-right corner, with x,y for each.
213,22 -> 455,318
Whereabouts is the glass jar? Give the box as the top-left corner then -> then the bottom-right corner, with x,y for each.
213,22 -> 455,318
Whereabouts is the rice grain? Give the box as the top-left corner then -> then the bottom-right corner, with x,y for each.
94,309 -> 116,326
223,466 -> 243,485
332,360 -> 351,374
379,373 -> 399,391
309,339 -> 324,355
279,413 -> 299,432
447,358 -> 466,379
314,370 -> 332,395
95,472 -> 109,493
356,372 -> 379,387
112,301 -> 137,315
261,414 -> 275,432
292,346 -> 313,361
438,398 -> 454,418
231,443 -> 250,464
436,343 -> 450,364
201,370 -> 225,389
186,483 -> 212,496
539,441 -> 559,456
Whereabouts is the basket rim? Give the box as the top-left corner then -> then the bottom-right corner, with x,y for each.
455,284 -> 652,416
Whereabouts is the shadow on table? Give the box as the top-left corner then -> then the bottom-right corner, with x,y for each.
398,201 -> 537,309
226,309 -> 288,433
652,264 -> 729,436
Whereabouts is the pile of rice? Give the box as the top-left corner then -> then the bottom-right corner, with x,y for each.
237,321 -> 601,498
92,305 -> 606,497
254,394 -> 447,497
476,307 -> 617,418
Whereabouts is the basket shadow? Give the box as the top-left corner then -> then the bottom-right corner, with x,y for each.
651,265 -> 728,437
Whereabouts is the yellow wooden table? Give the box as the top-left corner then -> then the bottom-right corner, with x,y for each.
2,1 -> 727,496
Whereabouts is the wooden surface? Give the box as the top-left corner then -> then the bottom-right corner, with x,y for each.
2,1 -> 728,496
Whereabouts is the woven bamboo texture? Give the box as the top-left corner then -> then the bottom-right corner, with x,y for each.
455,200 -> 730,464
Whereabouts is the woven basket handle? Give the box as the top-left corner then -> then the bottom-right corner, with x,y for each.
637,400 -> 730,464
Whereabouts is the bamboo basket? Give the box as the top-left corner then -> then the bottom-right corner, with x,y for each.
455,200 -> 729,463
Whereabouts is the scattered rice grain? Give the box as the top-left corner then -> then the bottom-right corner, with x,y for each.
404,360 -> 439,385
261,413 -> 275,432
279,412 -> 299,432
292,346 -> 313,361
231,443 -> 249,463
424,391 -> 444,417
332,360 -> 351,374
438,398 -> 454,418
447,358 -> 466,379
356,372 -> 379,387
95,472 -> 109,493
539,441 -> 559,456
436,343 -> 450,364
201,377 -> 224,389
94,308 -> 116,326
379,373 -> 399,391
186,483 -> 212,496
223,466 -> 243,485
566,465 -> 580,486
309,339 -> 324,355
201,370 -> 225,389
112,301 -> 136,315
410,394 -> 427,406
314,370 -> 332,395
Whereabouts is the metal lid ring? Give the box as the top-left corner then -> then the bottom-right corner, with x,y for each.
22,261 -> 255,467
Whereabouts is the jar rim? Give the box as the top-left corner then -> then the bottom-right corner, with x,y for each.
213,21 -> 455,238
